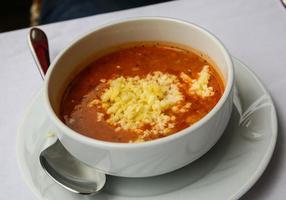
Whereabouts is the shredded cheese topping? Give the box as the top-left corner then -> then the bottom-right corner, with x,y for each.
98,71 -> 183,135
89,65 -> 215,142
180,65 -> 214,98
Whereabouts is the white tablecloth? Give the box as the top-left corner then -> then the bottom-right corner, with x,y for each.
1,0 -> 286,199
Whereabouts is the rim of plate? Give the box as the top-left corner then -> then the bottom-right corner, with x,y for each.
16,89 -> 45,200
228,58 -> 277,200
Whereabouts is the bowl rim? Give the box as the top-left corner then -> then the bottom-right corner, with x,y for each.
44,16 -> 234,149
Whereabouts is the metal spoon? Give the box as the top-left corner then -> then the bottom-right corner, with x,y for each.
28,27 -> 106,195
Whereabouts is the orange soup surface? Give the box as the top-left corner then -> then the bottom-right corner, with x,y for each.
61,43 -> 224,143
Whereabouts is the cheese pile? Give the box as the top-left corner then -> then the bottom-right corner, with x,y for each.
97,71 -> 183,135
180,65 -> 214,97
89,66 -> 214,142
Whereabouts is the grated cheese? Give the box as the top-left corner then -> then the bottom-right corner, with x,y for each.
190,66 -> 214,97
97,71 -> 183,135
180,65 -> 214,98
88,65 -> 216,142
97,112 -> 104,121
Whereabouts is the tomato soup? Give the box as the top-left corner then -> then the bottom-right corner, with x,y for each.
61,43 -> 224,143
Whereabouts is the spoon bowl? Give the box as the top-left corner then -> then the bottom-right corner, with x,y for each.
39,140 -> 106,195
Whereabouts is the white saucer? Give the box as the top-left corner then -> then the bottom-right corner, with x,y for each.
17,58 -> 277,200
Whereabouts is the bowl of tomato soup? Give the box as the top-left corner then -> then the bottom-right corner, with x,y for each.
44,17 -> 234,177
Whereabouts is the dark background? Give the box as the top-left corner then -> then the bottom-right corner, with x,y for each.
0,1 -> 32,33
0,0 -> 170,33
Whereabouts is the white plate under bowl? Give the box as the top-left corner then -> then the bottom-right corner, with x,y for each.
17,58 -> 277,200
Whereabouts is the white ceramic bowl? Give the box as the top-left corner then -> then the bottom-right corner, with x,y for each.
44,17 -> 234,178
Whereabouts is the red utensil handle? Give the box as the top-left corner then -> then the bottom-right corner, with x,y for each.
29,27 -> 51,79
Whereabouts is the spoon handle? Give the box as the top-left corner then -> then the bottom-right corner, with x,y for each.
28,27 -> 50,79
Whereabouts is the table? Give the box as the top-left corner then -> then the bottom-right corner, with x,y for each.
1,0 -> 286,199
